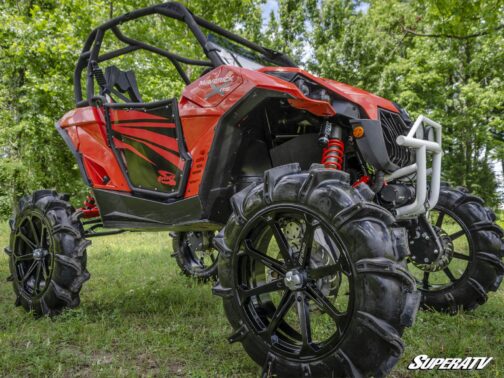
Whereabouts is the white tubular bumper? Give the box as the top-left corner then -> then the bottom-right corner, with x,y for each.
386,115 -> 443,219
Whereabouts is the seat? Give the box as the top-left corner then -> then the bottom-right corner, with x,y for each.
104,66 -> 143,103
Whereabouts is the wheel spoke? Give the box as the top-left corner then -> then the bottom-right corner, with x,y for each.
306,285 -> 346,324
21,261 -> 38,283
268,220 -> 294,266
28,218 -> 40,247
422,272 -> 430,289
265,291 -> 295,337
449,229 -> 465,241
298,222 -> 316,268
307,264 -> 339,281
240,279 -> 285,299
444,267 -> 456,282
453,252 -> 470,261
14,253 -> 34,262
244,239 -> 286,275
192,253 -> 204,268
295,292 -> 314,353
41,261 -> 49,280
39,226 -> 47,248
34,263 -> 42,293
18,233 -> 36,250
435,212 -> 445,228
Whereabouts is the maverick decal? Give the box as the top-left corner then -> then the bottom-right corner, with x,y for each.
201,71 -> 236,99
183,66 -> 243,107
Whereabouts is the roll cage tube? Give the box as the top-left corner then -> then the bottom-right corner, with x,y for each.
74,1 -> 296,106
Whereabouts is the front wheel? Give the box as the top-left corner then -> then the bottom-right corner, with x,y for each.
408,186 -> 504,313
214,164 -> 420,377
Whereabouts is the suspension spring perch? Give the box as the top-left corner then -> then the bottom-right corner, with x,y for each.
80,193 -> 100,219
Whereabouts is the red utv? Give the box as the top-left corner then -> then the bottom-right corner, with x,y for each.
6,2 -> 504,376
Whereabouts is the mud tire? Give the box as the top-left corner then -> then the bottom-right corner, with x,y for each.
214,164 -> 420,377
419,186 -> 504,313
6,190 -> 90,316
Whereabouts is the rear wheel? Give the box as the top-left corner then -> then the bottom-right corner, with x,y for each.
172,231 -> 219,281
408,186 -> 504,313
214,164 -> 420,377
5,190 -> 90,316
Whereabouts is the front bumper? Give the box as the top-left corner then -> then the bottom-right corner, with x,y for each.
385,115 -> 443,219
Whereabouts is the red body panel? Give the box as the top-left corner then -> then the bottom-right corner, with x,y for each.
258,67 -> 397,119
60,107 -> 130,191
60,65 -> 398,199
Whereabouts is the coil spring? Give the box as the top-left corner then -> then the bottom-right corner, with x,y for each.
322,139 -> 345,170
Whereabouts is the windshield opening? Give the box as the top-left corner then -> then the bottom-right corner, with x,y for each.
207,34 -> 279,70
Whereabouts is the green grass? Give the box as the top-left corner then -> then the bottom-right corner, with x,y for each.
1,220 -> 504,377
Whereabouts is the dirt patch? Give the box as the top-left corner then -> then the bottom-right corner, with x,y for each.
166,360 -> 185,376
136,353 -> 161,377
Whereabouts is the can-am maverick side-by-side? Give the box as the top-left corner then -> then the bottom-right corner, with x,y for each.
5,2 -> 503,376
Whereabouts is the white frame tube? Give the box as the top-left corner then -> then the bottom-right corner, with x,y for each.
392,115 -> 443,219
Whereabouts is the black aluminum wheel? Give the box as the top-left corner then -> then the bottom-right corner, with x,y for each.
5,190 -> 91,316
231,206 -> 354,360
408,186 -> 504,313
172,231 -> 219,280
214,164 -> 420,377
11,209 -> 55,299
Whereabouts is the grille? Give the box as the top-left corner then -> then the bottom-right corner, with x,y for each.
379,109 -> 414,168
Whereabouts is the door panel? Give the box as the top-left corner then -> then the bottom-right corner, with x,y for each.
107,100 -> 191,197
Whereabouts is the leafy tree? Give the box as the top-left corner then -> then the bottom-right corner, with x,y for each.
0,0 -> 107,215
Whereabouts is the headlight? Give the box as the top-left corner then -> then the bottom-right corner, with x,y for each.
293,77 -> 330,101
265,71 -> 364,118
293,77 -> 361,118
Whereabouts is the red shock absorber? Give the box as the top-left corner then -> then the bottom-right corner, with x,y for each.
322,139 -> 345,170
320,121 -> 345,170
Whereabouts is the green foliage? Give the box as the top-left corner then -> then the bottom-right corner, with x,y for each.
0,0 -> 109,213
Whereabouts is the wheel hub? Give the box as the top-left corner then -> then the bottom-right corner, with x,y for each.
186,232 -> 203,251
410,226 -> 455,272
32,248 -> 47,260
284,269 -> 305,290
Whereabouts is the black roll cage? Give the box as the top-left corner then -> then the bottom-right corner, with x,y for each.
74,1 -> 296,107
